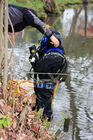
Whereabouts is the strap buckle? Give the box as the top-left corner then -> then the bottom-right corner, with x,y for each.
35,82 -> 56,89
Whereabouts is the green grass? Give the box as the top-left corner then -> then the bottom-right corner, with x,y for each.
55,0 -> 82,5
29,0 -> 44,9
8,0 -> 24,7
8,0 -> 44,17
55,0 -> 66,5
8,0 -> 83,18
8,0 -> 44,9
8,0 -> 82,8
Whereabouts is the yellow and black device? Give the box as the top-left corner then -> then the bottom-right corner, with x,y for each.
29,45 -> 36,56
29,45 -> 38,68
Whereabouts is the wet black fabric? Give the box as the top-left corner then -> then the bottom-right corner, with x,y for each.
34,54 -> 65,79
7,4 -> 52,37
34,53 -> 66,119
35,88 -> 53,118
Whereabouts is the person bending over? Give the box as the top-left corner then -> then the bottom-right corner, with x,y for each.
3,4 -> 59,47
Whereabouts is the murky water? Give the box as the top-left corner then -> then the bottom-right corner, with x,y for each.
8,4 -> 93,140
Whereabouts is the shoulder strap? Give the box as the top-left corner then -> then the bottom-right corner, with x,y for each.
45,48 -> 65,55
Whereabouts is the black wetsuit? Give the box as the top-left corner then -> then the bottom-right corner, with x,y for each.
4,4 -> 52,37
30,32 -> 68,121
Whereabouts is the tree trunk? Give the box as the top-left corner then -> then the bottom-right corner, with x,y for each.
42,0 -> 59,14
2,0 -> 8,101
0,0 -> 4,95
81,0 -> 88,4
0,0 -> 8,99
0,0 -> 4,67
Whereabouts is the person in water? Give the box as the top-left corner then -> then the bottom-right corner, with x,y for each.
29,31 -> 68,121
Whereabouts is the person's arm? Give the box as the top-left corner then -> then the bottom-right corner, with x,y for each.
24,9 -> 59,47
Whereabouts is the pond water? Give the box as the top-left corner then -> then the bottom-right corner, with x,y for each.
8,4 -> 93,140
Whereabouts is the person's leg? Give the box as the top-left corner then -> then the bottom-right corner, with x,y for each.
35,87 -> 54,120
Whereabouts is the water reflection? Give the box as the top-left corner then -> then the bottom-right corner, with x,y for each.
8,4 -> 93,140
53,4 -> 93,140
56,5 -> 93,38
